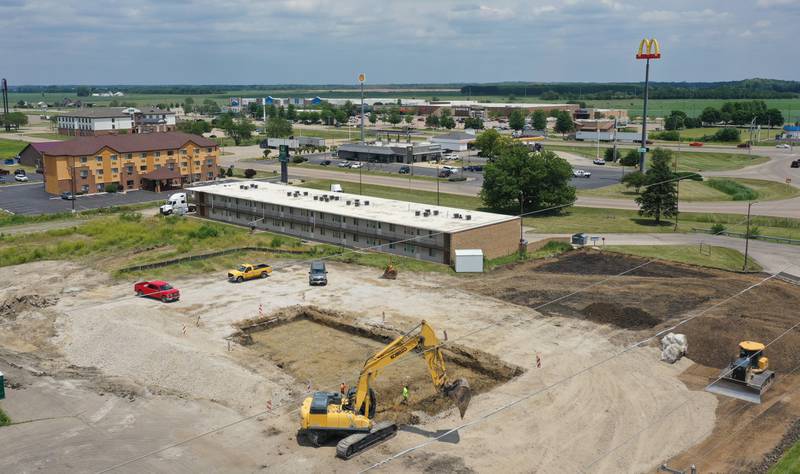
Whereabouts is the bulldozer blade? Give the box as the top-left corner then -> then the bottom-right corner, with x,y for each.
445,378 -> 472,418
705,379 -> 763,404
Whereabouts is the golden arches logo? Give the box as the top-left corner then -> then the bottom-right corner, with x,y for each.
358,73 -> 366,82
636,38 -> 661,59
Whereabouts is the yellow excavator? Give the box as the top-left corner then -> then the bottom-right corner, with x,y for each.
299,321 -> 472,459
706,341 -> 776,404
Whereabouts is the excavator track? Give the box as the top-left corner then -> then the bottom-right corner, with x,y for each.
336,421 -> 397,459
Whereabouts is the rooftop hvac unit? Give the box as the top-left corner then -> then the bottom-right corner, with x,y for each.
423,211 -> 430,217
453,213 -> 461,219
466,215 -> 472,220
425,209 -> 430,213
354,202 -> 360,207
415,210 -> 421,216
287,192 -> 292,197
433,210 -> 439,216
335,196 -> 340,201
364,200 -> 369,206
303,191 -> 308,196
249,183 -> 256,188
313,196 -> 319,200
346,200 -> 351,205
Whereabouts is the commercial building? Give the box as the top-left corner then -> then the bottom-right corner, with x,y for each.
193,181 -> 521,264
430,131 -> 476,152
336,141 -> 442,163
417,101 -> 579,118
56,107 -> 176,136
21,132 -> 219,195
782,125 -> 800,141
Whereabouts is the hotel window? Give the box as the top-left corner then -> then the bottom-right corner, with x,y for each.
95,156 -> 102,162
167,163 -> 175,170
110,155 -> 117,161
181,149 -> 187,155
352,218 -> 359,226
140,165 -> 147,171
207,171 -> 213,178
96,169 -> 104,176
389,224 -> 396,232
194,161 -> 200,166
126,153 -> 133,159
353,233 -> 359,242
140,152 -> 147,158
126,180 -> 134,186
167,150 -> 174,156
206,159 -> 214,165
155,164 -> 161,169
404,243 -> 415,254
81,184 -> 89,192
207,147 -> 213,153
389,242 -> 396,249
320,227 -> 326,236
126,165 -> 134,174
181,162 -> 187,168
80,170 -> 88,178
111,168 -> 118,174
155,151 -> 161,157
80,156 -> 88,163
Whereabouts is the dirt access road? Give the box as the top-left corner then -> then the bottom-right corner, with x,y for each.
0,254 -> 724,473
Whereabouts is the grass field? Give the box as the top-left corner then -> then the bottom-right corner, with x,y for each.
298,179 -> 800,239
580,178 -> 799,202
605,245 -> 761,272
547,144 -> 770,172
0,138 -> 27,158
770,441 -> 800,474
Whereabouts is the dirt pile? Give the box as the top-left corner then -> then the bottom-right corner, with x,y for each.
534,250 -> 712,278
581,302 -> 659,329
0,295 -> 59,320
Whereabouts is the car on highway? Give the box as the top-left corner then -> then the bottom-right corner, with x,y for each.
14,174 -> 29,182
791,160 -> 799,168
438,169 -> 452,178
337,161 -> 351,168
320,160 -> 331,166
134,280 -> 180,302
464,165 -> 483,172
737,143 -> 751,149
61,192 -> 75,200
592,159 -> 606,165
689,142 -> 704,147
399,165 -> 411,174
572,169 -> 591,178
776,143 -> 791,149
350,162 -> 364,169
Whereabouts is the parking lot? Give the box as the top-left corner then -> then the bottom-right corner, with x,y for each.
0,182 -> 173,215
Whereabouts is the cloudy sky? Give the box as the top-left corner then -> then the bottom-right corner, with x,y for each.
1,0 -> 797,85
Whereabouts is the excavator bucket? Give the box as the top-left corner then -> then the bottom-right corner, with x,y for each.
444,378 -> 472,418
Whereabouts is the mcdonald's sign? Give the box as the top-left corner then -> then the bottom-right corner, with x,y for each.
636,38 -> 661,59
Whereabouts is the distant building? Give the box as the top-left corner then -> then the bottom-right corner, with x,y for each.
193,181 -> 521,265
430,131 -> 476,152
337,142 -> 442,163
573,108 -> 628,124
20,132 -> 219,195
56,107 -> 175,136
783,125 -> 800,141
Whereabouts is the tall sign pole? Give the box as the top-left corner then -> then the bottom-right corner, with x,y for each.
359,73 -> 366,144
636,38 -> 661,173
1,79 -> 10,132
279,144 -> 289,184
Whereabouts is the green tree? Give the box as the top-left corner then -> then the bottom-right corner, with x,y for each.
76,86 -> 91,97
635,149 -> 678,225
404,114 -> 413,125
509,109 -> 526,131
184,97 -> 195,113
620,149 -> 640,167
762,108 -> 784,127
267,104 -> 277,118
287,104 -> 297,121
387,108 -> 402,125
603,147 -> 621,162
177,119 -> 212,135
554,111 -> 575,135
480,146 -> 575,213
621,170 -> 646,193
699,107 -> 721,125
368,111 -> 377,125
439,109 -> 456,129
464,116 -> 484,130
424,114 -> 439,128
1,111 -> 28,129
201,99 -> 220,115
264,117 -> 293,138
531,110 -> 547,130
474,128 -> 511,160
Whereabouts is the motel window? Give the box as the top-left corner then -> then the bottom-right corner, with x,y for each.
110,155 -> 117,161
207,172 -> 213,178
81,185 -> 89,192
80,156 -> 88,163
167,150 -> 174,156
320,227 -> 326,236
126,165 -> 134,174
155,164 -> 161,169
140,152 -> 147,158
353,234 -> 359,243
389,224 -> 396,232
429,248 -> 435,257
140,165 -> 147,171
181,149 -> 187,155
332,231 -> 341,238
80,170 -> 88,178
111,168 -> 118,174
206,159 -> 214,165
155,151 -> 161,157
207,147 -> 212,153
127,153 -> 133,159
389,242 -> 396,249
96,169 -> 103,175
126,180 -> 134,186
404,244 -> 415,254
352,218 -> 359,226
95,156 -> 103,162
194,161 -> 200,166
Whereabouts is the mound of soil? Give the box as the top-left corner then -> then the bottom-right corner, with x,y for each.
534,251 -> 712,279
0,295 -> 59,320
581,302 -> 660,329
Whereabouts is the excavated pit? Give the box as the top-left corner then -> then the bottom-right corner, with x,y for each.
233,306 -> 523,424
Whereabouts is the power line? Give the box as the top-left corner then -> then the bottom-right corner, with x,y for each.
358,267 -> 790,473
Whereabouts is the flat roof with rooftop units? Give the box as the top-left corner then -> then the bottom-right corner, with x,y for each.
193,181 -> 520,264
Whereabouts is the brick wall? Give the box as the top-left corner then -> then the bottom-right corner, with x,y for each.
449,217 -> 520,263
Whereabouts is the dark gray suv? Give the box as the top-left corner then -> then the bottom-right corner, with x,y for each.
309,261 -> 328,286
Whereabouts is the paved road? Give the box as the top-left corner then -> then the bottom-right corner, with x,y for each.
0,182 -> 172,215
525,231 -> 800,277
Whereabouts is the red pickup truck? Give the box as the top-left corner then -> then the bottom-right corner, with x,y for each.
134,280 -> 180,302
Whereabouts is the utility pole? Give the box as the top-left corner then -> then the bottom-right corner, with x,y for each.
359,73 -> 366,144
674,134 -> 680,231
743,201 -> 757,271
1,78 -> 9,132
70,156 -> 77,213
636,39 -> 661,173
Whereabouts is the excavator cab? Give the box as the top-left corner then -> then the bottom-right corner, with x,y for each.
706,341 -> 775,404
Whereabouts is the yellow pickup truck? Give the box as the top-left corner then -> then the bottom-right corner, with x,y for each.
228,263 -> 273,282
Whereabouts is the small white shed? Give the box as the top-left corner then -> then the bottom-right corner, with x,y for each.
455,249 -> 484,273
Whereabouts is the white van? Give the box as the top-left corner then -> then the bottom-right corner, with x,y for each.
442,165 -> 460,174
330,184 -> 343,193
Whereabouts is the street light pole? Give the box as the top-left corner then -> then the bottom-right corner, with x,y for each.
674,134 -> 680,231
743,201 -> 757,271
70,156 -> 76,213
359,73 -> 365,144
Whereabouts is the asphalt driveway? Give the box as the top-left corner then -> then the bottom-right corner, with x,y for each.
0,182 -> 173,215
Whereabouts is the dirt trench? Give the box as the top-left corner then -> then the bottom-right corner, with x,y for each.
232,306 -> 524,424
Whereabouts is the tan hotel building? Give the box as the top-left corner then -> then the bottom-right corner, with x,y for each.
20,132 -> 219,195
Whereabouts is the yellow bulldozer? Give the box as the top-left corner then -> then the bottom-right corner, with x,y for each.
706,341 -> 776,404
298,321 -> 471,459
